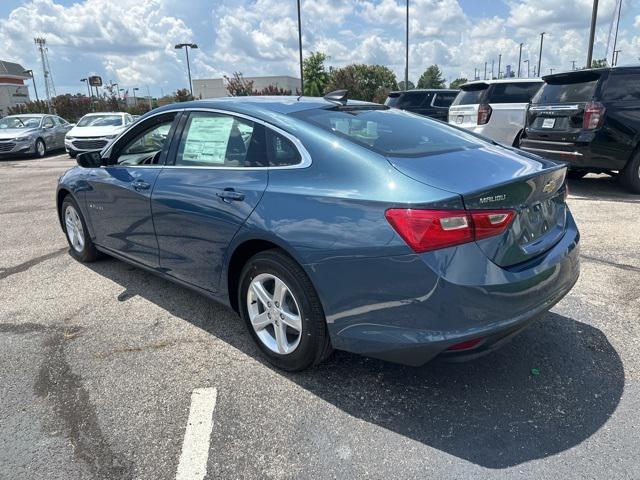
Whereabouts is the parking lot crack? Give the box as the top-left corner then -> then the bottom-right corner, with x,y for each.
34,330 -> 134,480
0,247 -> 67,281
580,254 -> 640,273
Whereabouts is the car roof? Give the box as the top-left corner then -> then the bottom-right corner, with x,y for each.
7,113 -> 47,118
82,112 -> 125,116
461,78 -> 544,88
388,89 -> 459,95
542,64 -> 639,81
147,96 -> 376,126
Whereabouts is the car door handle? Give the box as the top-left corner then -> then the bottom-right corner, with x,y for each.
216,188 -> 245,202
132,180 -> 151,191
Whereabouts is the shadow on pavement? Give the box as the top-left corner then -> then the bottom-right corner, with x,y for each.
568,173 -> 639,203
87,257 -> 624,469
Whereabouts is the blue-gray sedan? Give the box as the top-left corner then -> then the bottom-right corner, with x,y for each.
0,114 -> 73,157
56,95 -> 580,371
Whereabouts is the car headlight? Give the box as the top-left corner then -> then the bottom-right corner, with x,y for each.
104,134 -> 118,139
65,136 -> 75,141
14,136 -> 31,142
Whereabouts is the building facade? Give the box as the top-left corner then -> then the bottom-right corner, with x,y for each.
193,75 -> 301,99
0,61 -> 31,117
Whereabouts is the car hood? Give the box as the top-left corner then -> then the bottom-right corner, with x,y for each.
0,128 -> 39,140
67,125 -> 124,137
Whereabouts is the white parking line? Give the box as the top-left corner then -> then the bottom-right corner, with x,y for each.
176,387 -> 218,480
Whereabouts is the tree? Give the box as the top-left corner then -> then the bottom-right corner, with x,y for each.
253,85 -> 292,95
449,77 -> 467,89
417,65 -> 446,89
325,64 -> 398,103
590,58 -> 608,68
224,72 -> 254,96
398,80 -> 415,90
174,88 -> 191,102
303,52 -> 329,96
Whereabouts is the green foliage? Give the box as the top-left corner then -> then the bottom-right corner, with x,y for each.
7,94 -> 151,122
254,85 -> 292,95
417,65 -> 446,89
303,52 -> 329,96
398,80 -> 415,90
325,64 -> 398,103
449,77 -> 468,89
175,88 -> 192,102
590,58 -> 608,68
225,72 -> 254,96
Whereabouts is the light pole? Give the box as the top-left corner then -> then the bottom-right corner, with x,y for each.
80,78 -> 91,98
174,43 -> 198,99
613,50 -> 621,66
404,0 -> 409,90
23,70 -> 39,103
586,0 -> 598,68
537,32 -> 545,77
517,43 -> 523,77
571,60 -> 576,70
491,59 -> 494,79
524,59 -> 530,78
611,0 -> 622,66
497,54 -> 502,79
297,0 -> 304,94
133,87 -> 139,105
550,68 -> 554,74
484,62 -> 487,80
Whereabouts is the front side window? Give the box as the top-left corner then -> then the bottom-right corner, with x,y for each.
43,117 -> 54,128
176,112 -> 265,167
114,120 -> 173,166
291,107 -> 484,157
602,72 -> 640,102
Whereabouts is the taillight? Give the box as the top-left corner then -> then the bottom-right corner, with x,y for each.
477,104 -> 492,125
582,101 -> 605,129
385,208 -> 515,253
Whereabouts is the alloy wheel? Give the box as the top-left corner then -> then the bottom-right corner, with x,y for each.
247,273 -> 302,354
64,205 -> 85,253
36,140 -> 45,157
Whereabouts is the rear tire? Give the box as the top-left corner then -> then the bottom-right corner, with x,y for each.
620,151 -> 640,194
61,196 -> 102,262
567,170 -> 588,180
238,249 -> 332,371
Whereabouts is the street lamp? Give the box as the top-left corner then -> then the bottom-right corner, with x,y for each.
523,59 -> 530,78
133,87 -> 139,105
23,70 -> 39,103
80,78 -> 91,98
174,43 -> 198,99
537,32 -> 546,76
517,43 -> 523,77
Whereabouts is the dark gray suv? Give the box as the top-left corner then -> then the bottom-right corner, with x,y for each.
385,89 -> 459,121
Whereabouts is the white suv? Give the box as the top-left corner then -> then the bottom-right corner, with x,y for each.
448,78 -> 543,146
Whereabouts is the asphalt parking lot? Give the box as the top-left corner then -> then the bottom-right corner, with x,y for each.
1,152 -> 639,480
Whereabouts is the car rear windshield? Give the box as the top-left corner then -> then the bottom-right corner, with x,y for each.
77,115 -> 123,127
533,72 -> 602,104
290,107 -> 485,157
451,84 -> 487,106
486,82 -> 542,103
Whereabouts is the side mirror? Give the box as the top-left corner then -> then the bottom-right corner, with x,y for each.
76,150 -> 103,168
43,124 -> 53,129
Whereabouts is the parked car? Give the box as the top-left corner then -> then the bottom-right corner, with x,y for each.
519,66 -> 640,193
0,114 -> 73,158
384,89 -> 459,120
448,78 -> 543,145
65,112 -> 134,157
56,94 -> 579,371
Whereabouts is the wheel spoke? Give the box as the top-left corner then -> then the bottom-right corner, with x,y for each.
273,278 -> 287,306
274,321 -> 288,354
251,281 -> 272,309
251,311 -> 272,331
280,310 -> 301,332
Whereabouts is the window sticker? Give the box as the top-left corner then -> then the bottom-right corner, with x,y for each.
183,116 -> 234,164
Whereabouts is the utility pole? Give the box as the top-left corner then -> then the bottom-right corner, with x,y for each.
613,49 -> 621,66
474,68 -> 478,80
533,65 -> 537,77
34,37 -> 52,112
571,60 -> 576,70
404,0 -> 409,90
537,32 -> 545,78
611,0 -> 622,66
133,87 -> 139,105
483,62 -> 487,80
297,0 -> 304,94
517,43 -> 523,77
491,59 -> 494,79
550,68 -> 554,74
23,70 -> 39,103
524,59 -> 530,77
586,0 -> 598,68
497,54 -> 502,79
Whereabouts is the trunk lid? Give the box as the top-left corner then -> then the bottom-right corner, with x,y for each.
387,145 -> 568,267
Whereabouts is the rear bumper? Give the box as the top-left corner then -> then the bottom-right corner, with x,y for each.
307,213 -> 580,366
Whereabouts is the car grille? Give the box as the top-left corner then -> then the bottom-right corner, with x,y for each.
0,142 -> 16,152
71,138 -> 108,150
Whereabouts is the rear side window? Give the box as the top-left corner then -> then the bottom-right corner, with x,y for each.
533,73 -> 601,104
266,130 -> 301,166
487,82 -> 541,103
451,85 -> 487,106
291,107 -> 485,157
602,72 -> 640,101
433,92 -> 457,107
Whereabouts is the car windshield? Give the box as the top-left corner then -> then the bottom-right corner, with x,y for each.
291,107 -> 485,157
533,72 -> 601,104
0,117 -> 41,129
77,115 -> 123,127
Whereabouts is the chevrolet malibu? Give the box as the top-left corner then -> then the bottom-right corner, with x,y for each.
0,113 -> 72,157
65,112 -> 133,158
56,94 -> 580,371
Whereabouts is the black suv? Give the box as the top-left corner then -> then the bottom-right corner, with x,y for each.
384,89 -> 458,121
519,66 -> 640,193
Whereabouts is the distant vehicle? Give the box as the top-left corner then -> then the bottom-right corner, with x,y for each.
65,112 -> 134,157
0,114 -> 73,158
519,66 -> 640,193
384,89 -> 459,121
57,94 -> 579,371
448,78 -> 543,145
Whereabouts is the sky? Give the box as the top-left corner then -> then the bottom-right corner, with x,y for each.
1,0 -> 638,98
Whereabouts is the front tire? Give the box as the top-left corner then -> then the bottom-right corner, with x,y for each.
34,138 -> 46,158
620,151 -> 640,194
61,196 -> 101,262
239,250 -> 332,371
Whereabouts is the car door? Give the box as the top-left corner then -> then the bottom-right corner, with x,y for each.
82,111 -> 181,267
41,116 -> 57,148
151,110 -> 270,292
55,116 -> 73,146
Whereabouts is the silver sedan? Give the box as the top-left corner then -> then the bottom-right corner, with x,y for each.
0,114 -> 73,158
